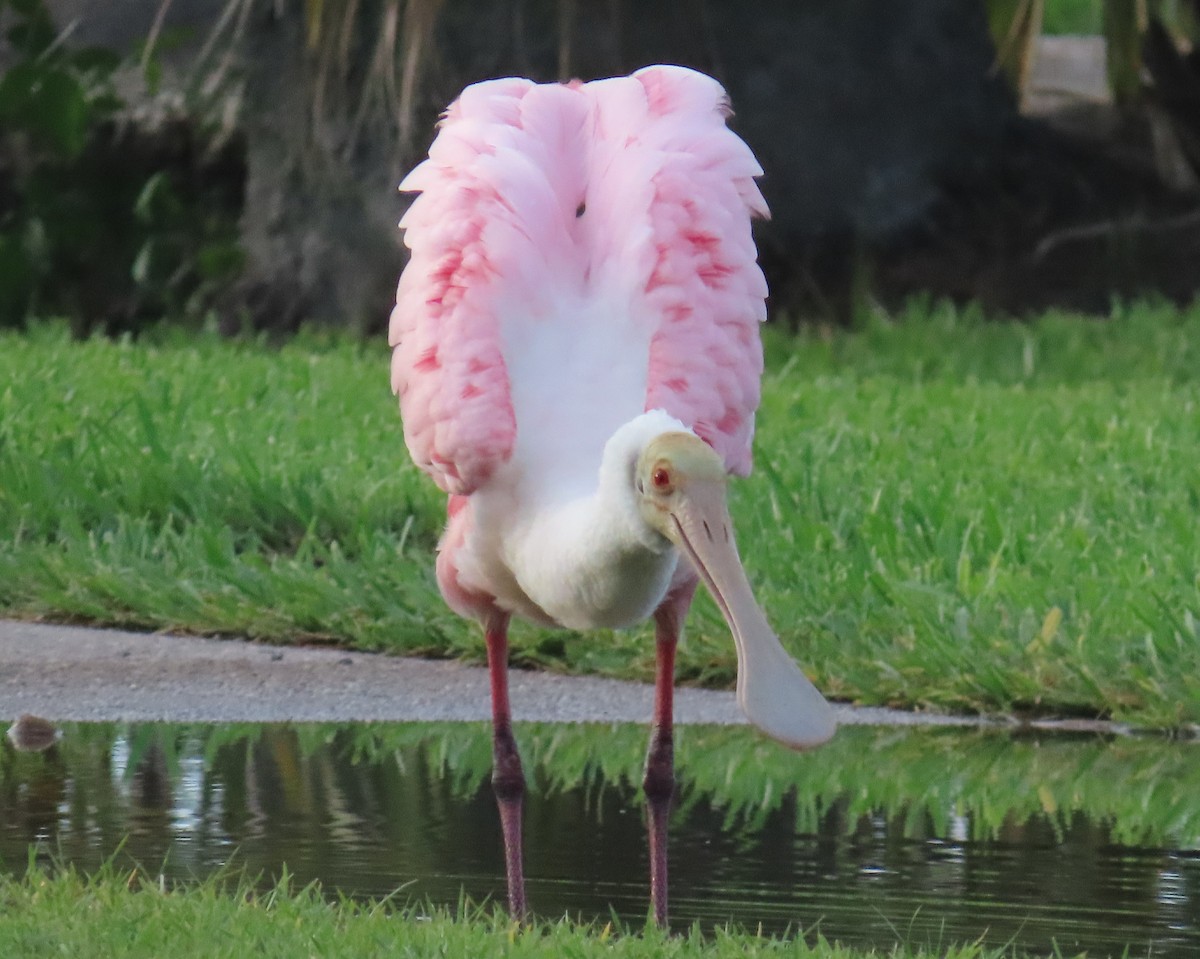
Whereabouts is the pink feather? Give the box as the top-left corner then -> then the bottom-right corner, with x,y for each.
390,64 -> 770,492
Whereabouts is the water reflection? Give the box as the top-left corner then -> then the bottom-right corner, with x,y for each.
1,722 -> 1198,956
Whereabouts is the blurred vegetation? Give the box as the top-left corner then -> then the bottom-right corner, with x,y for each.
0,0 -> 244,332
295,0 -> 1200,152
988,0 -> 1200,103
987,0 -> 1046,93
2,0 -> 1197,330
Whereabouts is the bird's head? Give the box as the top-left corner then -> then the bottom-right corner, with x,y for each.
635,431 -> 728,538
633,431 -> 836,750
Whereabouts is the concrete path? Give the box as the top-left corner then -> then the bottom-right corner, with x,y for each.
0,619 -> 1124,734
1027,35 -> 1110,109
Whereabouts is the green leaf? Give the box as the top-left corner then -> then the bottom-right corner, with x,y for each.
22,215 -> 48,266
0,233 -> 33,325
1104,0 -> 1144,105
88,91 -> 124,117
135,172 -> 170,222
0,64 -> 90,157
5,17 -> 56,58
131,240 -> 155,285
9,0 -> 49,16
70,48 -> 122,75
34,69 -> 89,156
143,56 -> 163,96
196,241 -> 245,281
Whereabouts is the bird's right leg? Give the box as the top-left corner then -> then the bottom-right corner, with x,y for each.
643,581 -> 696,928
485,611 -> 527,919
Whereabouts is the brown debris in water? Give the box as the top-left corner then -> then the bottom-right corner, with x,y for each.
6,714 -> 61,753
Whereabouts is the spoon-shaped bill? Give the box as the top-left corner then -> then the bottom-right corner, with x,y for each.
667,481 -> 836,750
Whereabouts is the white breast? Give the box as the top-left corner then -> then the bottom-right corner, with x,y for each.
458,411 -> 687,631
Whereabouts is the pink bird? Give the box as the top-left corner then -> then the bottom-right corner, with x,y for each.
389,64 -> 836,926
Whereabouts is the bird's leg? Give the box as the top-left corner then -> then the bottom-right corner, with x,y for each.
644,581 -> 696,928
485,612 -> 527,919
644,627 -> 675,928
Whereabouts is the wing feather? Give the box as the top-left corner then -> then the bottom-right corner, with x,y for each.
390,65 -> 769,492
389,79 -> 536,494
611,66 -> 769,475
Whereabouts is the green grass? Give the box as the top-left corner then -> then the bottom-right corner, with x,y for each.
1042,0 -> 1102,36
0,866 -> 1070,958
1,301 -> 1199,726
1040,0 -> 1195,37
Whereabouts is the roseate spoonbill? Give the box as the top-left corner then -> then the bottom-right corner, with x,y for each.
389,64 -> 836,925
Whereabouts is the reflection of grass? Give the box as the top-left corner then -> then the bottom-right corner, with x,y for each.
25,721 -> 1199,853
361,721 -> 1200,850
2,302 -> 1200,725
0,866 -> 1035,958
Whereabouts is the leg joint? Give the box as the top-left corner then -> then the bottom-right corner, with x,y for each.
642,731 -> 675,802
492,768 -> 525,802
492,725 -> 525,802
643,767 -> 675,803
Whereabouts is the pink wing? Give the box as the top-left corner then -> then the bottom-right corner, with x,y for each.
390,65 -> 769,491
589,66 -> 770,475
388,77 -> 532,495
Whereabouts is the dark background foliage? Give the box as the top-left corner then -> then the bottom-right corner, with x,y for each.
0,0 -> 243,332
1,0 -> 1199,335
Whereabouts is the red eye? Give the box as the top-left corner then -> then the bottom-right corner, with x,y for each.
652,467 -> 671,489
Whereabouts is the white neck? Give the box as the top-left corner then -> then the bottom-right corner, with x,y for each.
489,410 -> 689,630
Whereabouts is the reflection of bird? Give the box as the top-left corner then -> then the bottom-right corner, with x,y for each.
389,65 -> 835,925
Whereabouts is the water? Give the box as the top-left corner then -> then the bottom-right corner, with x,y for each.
2,721 -> 1199,956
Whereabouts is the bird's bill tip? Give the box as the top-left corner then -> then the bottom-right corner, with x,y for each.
737,643 -> 837,750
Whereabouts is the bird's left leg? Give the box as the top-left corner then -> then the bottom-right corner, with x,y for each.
485,611 -> 527,919
643,580 -> 697,928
